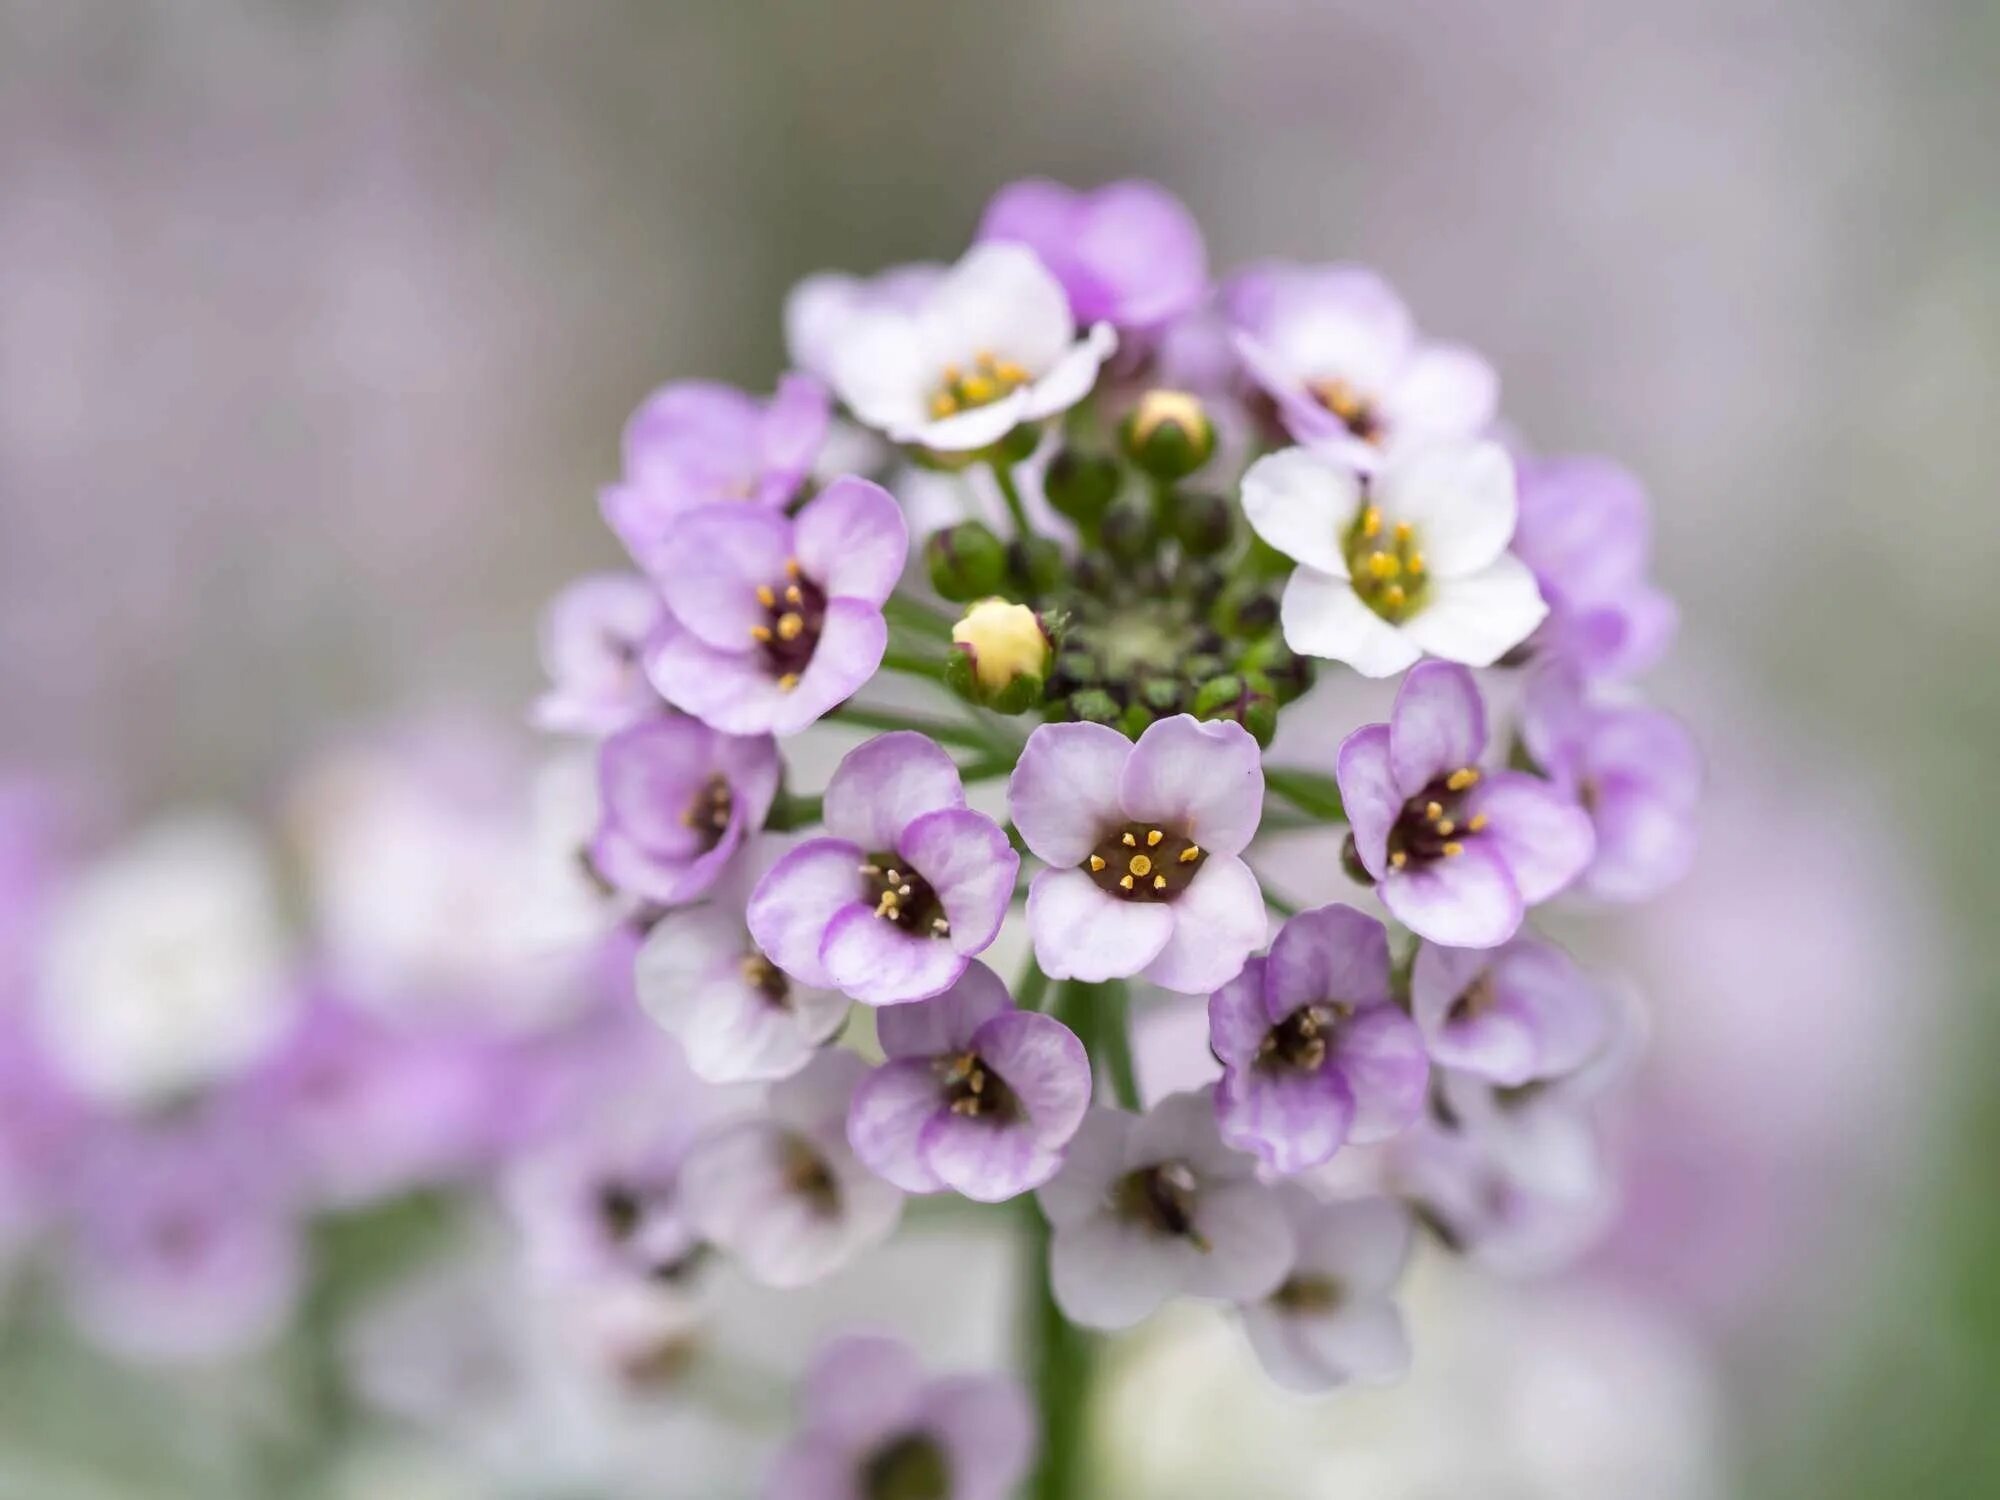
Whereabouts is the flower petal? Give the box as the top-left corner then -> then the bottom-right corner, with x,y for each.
897,807 -> 1018,956
1335,723 -> 1399,876
1035,1108 -> 1131,1227
875,960 -> 1013,1059
921,1374 -> 1038,1500
1206,957 -> 1272,1069
1141,855 -> 1268,995
1181,1178 -> 1295,1301
644,623 -> 789,736
972,1009 -> 1091,1150
1118,716 -> 1265,857
1381,844 -> 1524,949
1280,569 -> 1423,678
919,1110 -> 1063,1202
1388,660 -> 1487,794
1382,343 -> 1499,446
1019,323 -> 1118,420
846,1058 -> 948,1193
1329,1004 -> 1429,1144
1466,771 -> 1596,904
794,477 -> 909,607
1027,869 -> 1174,983
650,504 -> 794,651
1007,723 -> 1129,867
822,732 -> 967,851
1377,440 -> 1516,577
1215,1064 -> 1355,1175
1263,903 -> 1393,1018
801,1333 -> 928,1446
820,904 -> 966,1005
1048,1213 -> 1182,1329
747,838 -> 866,989
1399,554 -> 1548,668
1240,447 -> 1359,577
769,598 -> 889,736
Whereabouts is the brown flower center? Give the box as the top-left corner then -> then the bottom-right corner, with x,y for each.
1115,1161 -> 1209,1248
860,855 -> 951,939
1309,376 -> 1384,444
1386,766 -> 1487,873
745,558 -> 827,692
679,773 -> 734,853
1085,821 -> 1206,902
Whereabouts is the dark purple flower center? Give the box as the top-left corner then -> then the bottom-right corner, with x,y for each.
863,1432 -> 952,1500
1343,496 -> 1429,624
595,1179 -> 706,1282
1085,821 -> 1205,902
861,854 -> 950,939
1308,376 -> 1384,445
1447,972 -> 1498,1025
617,1331 -> 701,1391
1387,766 -> 1487,873
680,773 -> 734,853
739,951 -> 792,1008
936,1050 -> 1019,1122
746,560 -> 828,690
1115,1160 -> 1210,1248
1257,1003 -> 1350,1073
781,1134 -> 843,1217
1270,1272 -> 1345,1314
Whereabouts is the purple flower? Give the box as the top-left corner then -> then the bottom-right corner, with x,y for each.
1010,716 -> 1267,995
1243,442 -> 1546,678
1036,1090 -> 1293,1330
1208,904 -> 1428,1175
766,1333 -> 1035,1500
601,375 -> 829,565
635,834 -> 850,1084
1511,455 -> 1678,681
825,243 -> 1117,453
847,961 -> 1090,1203
1522,664 -> 1701,903
1338,662 -> 1593,948
1240,1192 -> 1414,1393
644,477 -> 907,736
1224,260 -> 1496,465
749,734 -> 1017,1006
588,714 -> 781,906
786,262 -> 947,384
532,573 -> 666,737
977,178 -> 1209,333
1410,935 -> 1612,1086
679,1049 -> 902,1288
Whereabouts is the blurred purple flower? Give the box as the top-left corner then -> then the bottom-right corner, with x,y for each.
679,1049 -> 902,1288
750,734 -> 1016,1006
786,263 -> 946,385
644,477 -> 906,736
1208,904 -> 1427,1175
1239,1192 -> 1414,1393
588,715 -> 780,907
532,573 -> 666,737
848,961 -> 1089,1203
1409,935 -> 1610,1086
767,1333 -> 1035,1500
1338,662 -> 1593,947
1037,1090 -> 1292,1330
977,178 -> 1208,333
1011,716 -> 1266,994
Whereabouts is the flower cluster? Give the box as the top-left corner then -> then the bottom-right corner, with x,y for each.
531,176 -> 1698,1496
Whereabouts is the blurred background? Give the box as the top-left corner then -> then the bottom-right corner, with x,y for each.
3,1 -> 1997,1496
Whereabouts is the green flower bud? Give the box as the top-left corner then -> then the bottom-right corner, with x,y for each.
946,598 -> 1051,714
1210,581 -> 1281,641
991,422 -> 1042,464
1171,490 -> 1235,558
1238,636 -> 1316,704
1140,676 -> 1183,714
1065,688 -> 1121,725
1099,496 -> 1157,564
1043,449 -> 1123,528
1117,701 -> 1156,739
1120,390 -> 1216,482
1193,673 -> 1279,747
926,522 -> 1009,602
1007,536 -> 1065,597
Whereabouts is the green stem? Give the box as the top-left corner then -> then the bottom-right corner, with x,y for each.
991,461 -> 1035,540
1015,953 -> 1051,1012
1263,885 -> 1301,919
1263,766 -> 1347,823
880,644 -> 946,679
1060,978 -> 1138,1110
767,792 -> 822,831
884,592 -> 957,642
1022,1198 -> 1096,1500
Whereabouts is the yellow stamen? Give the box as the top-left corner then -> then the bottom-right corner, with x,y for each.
1393,521 -> 1414,542
1361,505 -> 1383,538
749,624 -> 773,643
1153,875 -> 1167,891
1089,855 -> 1106,872
1389,850 -> 1408,869
1443,841 -> 1464,857
1367,553 -> 1401,580
1425,801 -> 1444,820
1119,874 -> 1135,890
1407,552 -> 1426,575
930,392 -> 958,418
1446,768 -> 1480,791
1179,845 -> 1200,863
1383,583 -> 1406,609
776,672 -> 799,691
960,374 -> 996,403
776,612 -> 804,641
1467,813 -> 1489,832
784,558 -> 801,578
756,584 -> 777,608
995,360 -> 1029,384
1128,854 -> 1154,878
1147,829 -> 1164,846
1436,819 -> 1455,836
784,584 -> 803,605
1122,832 -> 1137,847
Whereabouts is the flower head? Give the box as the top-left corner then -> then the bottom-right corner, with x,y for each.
679,1049 -> 902,1288
1208,904 -> 1428,1175
1037,1090 -> 1293,1330
977,178 -> 1208,334
1337,662 -> 1594,947
1224,261 -> 1496,464
827,243 -> 1117,453
847,961 -> 1090,1203
601,375 -> 829,565
532,573 -> 665,737
1240,1192 -> 1414,1393
766,1333 -> 1035,1500
947,597 -> 1051,711
587,715 -> 780,907
644,477 -> 907,736
749,734 -> 1016,1006
1244,442 -> 1546,678
634,834 -> 850,1084
1011,716 -> 1267,994
1409,935 -> 1611,1086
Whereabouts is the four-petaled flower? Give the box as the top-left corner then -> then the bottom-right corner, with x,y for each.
1338,661 -> 1594,947
644,476 -> 908,736
1208,904 -> 1428,1175
1409,934 -> 1611,1086
750,734 -> 1017,1006
532,573 -> 665,737
1010,715 -> 1267,995
1239,1191 -> 1415,1393
1244,441 -> 1547,678
847,961 -> 1090,1203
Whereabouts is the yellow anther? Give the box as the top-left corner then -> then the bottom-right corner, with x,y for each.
932,916 -> 950,934
1153,875 -> 1168,891
975,350 -> 999,371
1122,832 -> 1137,847
1467,813 -> 1489,832
749,624 -> 773,643
776,612 -> 804,641
1367,552 -> 1401,580
1128,854 -> 1154,878
756,584 -> 777,608
1446,768 -> 1480,791
930,392 -> 959,419
1361,506 -> 1383,539
1119,874 -> 1135,890
784,584 -> 803,605
1089,855 -> 1106,872
776,672 -> 799,691
1436,819 -> 1455,837
1389,850 -> 1408,869
942,363 -> 962,384
1393,521 -> 1414,542
1179,845 -> 1200,863
960,374 -> 996,403
1383,584 -> 1406,609
1147,829 -> 1164,846
995,360 -> 1029,384
1407,552 -> 1426,575
1443,841 -> 1465,857
1425,801 -> 1444,820
784,558 -> 801,578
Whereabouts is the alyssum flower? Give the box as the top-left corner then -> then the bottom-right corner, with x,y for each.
750,733 -> 1017,1006
1238,1191 -> 1415,1394
1409,933 -> 1611,1087
532,572 -> 665,737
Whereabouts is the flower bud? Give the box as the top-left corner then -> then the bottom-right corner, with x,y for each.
1340,832 -> 1372,887
1043,449 -> 1123,528
1237,636 -> 1316,704
1007,536 -> 1065,597
1065,688 -> 1121,725
1098,496 -> 1157,564
1193,673 -> 1278,747
1210,581 -> 1281,641
1117,701 -> 1156,739
926,522 -> 1008,602
945,599 -> 1051,714
1120,390 -> 1216,482
1171,490 -> 1235,558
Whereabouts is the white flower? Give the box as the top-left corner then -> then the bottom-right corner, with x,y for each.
1243,441 -> 1547,678
33,813 -> 295,1108
827,242 -> 1117,453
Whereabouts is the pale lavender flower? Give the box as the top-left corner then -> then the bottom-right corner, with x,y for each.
749,734 -> 1016,1006
634,834 -> 850,1084
847,961 -> 1090,1203
1511,455 -> 1678,681
1037,1090 -> 1293,1330
1409,936 -> 1611,1087
679,1049 -> 902,1288
1244,441 -> 1546,678
588,715 -> 781,907
977,178 -> 1208,333
532,573 -> 666,736
600,375 -> 829,565
1240,1192 -> 1414,1393
1010,716 -> 1266,995
58,1113 -> 304,1366
1208,904 -> 1427,1175
1224,260 -> 1496,465
825,243 -> 1117,453
786,263 -> 947,384
644,477 -> 907,736
766,1333 -> 1035,1500
1338,662 -> 1593,948
1522,663 -> 1701,903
